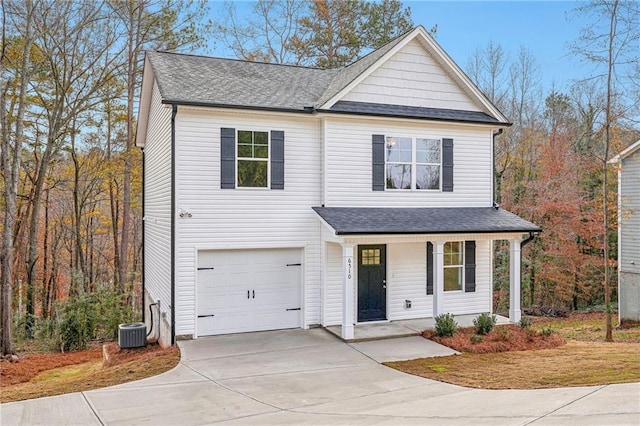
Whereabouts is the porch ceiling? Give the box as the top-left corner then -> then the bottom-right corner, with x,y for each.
312,206 -> 541,236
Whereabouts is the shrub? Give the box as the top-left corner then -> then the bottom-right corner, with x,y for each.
540,326 -> 555,337
470,334 -> 484,344
434,313 -> 458,337
38,289 -> 137,352
56,295 -> 97,351
93,290 -> 136,340
518,316 -> 532,329
495,326 -> 513,342
473,313 -> 497,335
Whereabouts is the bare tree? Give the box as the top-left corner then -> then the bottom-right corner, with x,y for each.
108,0 -> 210,294
24,0 -> 121,335
1,0 -> 35,355
215,0 -> 308,64
573,0 -> 640,341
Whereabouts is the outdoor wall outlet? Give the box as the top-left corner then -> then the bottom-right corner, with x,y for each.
156,299 -> 161,309
405,300 -> 412,309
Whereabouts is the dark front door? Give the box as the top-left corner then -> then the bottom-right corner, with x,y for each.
357,245 -> 386,322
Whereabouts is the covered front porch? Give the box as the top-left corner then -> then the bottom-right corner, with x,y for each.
313,207 -> 541,341
325,313 -> 511,342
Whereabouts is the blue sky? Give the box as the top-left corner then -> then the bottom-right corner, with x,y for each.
209,1 -> 596,93
409,1 -> 589,92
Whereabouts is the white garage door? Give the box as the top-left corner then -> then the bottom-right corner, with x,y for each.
197,248 -> 303,336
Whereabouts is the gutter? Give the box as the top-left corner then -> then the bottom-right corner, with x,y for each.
493,128 -> 503,205
170,104 -> 177,346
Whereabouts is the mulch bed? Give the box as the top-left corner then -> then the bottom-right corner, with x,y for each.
423,325 -> 566,353
1,342 -> 172,386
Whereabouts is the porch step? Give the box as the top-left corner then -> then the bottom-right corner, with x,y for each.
324,324 -> 421,343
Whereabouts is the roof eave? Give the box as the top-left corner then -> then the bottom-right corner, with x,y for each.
160,99 -> 315,115
317,108 -> 512,127
135,55 -> 156,148
609,139 -> 640,163
333,228 -> 541,236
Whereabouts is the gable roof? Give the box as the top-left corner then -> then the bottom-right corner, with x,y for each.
313,207 -> 541,235
315,31 -> 409,107
139,24 -> 510,143
147,51 -> 338,111
609,139 -> 640,163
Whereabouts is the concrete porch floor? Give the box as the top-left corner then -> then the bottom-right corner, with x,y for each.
326,314 -> 511,342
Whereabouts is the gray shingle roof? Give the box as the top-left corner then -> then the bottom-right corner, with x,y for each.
145,26 -> 507,124
148,51 -> 338,110
312,207 -> 541,235
329,101 -> 501,124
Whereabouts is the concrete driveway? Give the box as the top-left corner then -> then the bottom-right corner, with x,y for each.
3,328 -> 639,425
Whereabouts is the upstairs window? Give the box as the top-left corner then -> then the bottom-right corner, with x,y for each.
385,136 -> 441,190
237,130 -> 269,188
220,128 -> 285,190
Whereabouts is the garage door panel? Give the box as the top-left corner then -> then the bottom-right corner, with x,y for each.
197,248 -> 302,337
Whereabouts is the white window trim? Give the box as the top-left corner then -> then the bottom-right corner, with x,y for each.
443,241 -> 464,292
385,135 -> 442,191
236,129 -> 270,189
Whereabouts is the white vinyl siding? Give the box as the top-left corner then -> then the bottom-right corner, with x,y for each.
174,108 -> 322,336
387,243 -> 432,320
324,116 -> 493,207
442,239 -> 491,315
620,150 -> 640,274
324,242 -> 344,326
342,39 -> 480,111
142,81 -> 172,321
619,149 -> 640,322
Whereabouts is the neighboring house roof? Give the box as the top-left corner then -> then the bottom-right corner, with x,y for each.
312,207 -> 541,235
609,139 -> 640,163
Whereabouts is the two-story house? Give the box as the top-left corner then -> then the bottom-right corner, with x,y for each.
136,26 -> 540,347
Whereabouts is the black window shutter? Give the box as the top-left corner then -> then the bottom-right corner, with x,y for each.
372,134 -> 385,191
442,138 -> 454,192
465,240 -> 476,292
220,128 -> 236,189
271,130 -> 285,190
426,242 -> 434,295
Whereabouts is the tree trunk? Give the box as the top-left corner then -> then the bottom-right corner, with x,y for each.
1,0 -> 34,351
603,0 -> 618,343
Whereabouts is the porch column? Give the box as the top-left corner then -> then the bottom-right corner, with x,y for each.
509,239 -> 522,323
341,243 -> 355,340
433,241 -> 445,317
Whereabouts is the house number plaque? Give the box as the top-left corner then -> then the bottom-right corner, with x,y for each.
347,257 -> 352,279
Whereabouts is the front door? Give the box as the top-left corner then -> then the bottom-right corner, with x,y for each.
357,245 -> 386,322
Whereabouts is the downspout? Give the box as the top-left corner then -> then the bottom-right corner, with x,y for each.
492,128 -> 503,205
141,147 -> 145,323
521,231 -> 537,248
171,104 -> 177,346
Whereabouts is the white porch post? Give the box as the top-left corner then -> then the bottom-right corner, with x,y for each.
341,243 -> 355,340
433,241 -> 445,317
509,239 -> 522,323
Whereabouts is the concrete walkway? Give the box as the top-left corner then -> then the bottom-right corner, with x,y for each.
2,328 -> 639,425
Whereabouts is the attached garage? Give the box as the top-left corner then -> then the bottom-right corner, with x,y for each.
196,248 -> 303,336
